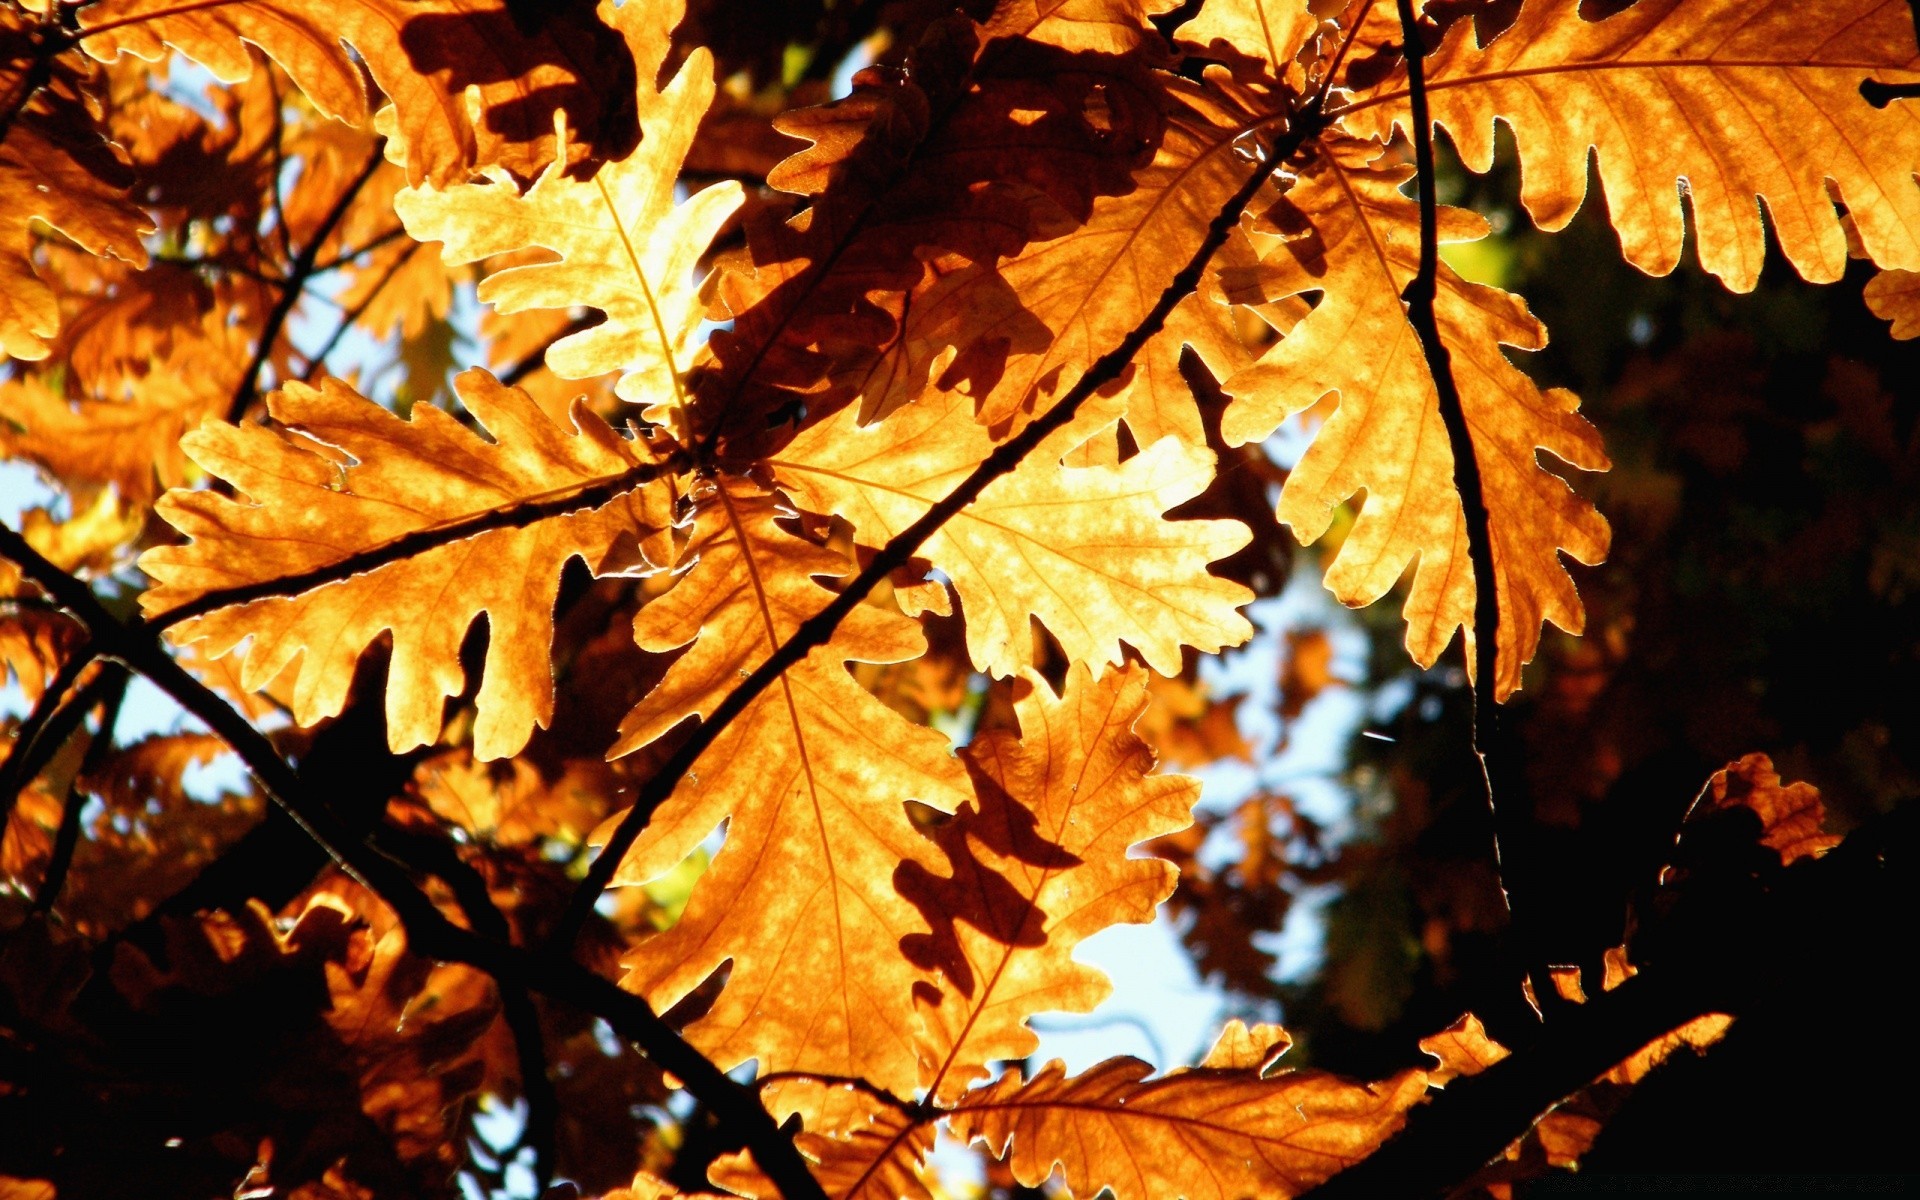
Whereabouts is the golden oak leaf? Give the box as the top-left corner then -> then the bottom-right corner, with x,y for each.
1173,0 -> 1316,89
1866,269 -> 1920,339
0,493 -> 133,701
80,0 -> 643,187
394,1 -> 742,433
1419,1012 -> 1509,1086
950,1054 -> 1431,1200
0,611 -> 81,705
691,0 -> 1180,448
1200,1018 -> 1294,1071
707,1082 -> 935,1200
0,107 -> 152,362
898,664 -> 1196,1104
1688,753 -> 1840,867
409,751 -> 610,848
1220,136 -> 1610,697
1340,0 -> 1920,291
607,480 -> 970,1101
139,370 -> 672,759
774,389 -> 1253,677
884,70 -> 1266,432
0,312 -> 249,504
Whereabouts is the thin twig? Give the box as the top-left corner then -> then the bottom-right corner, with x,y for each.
370,824 -> 558,1197
303,241 -> 423,379
226,146 -> 385,425
1391,0 -> 1554,1012
0,522 -> 829,1200
552,95 -> 1336,950
32,668 -> 128,916
312,224 -> 409,273
0,644 -> 98,829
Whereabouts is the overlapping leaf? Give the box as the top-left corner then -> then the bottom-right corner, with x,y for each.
773,390 -> 1253,677
896,664 -> 1197,1104
80,0 -> 642,186
1339,0 -> 1920,290
0,40 -> 152,361
1220,136 -> 1610,696
608,481 -> 970,1101
1866,268 -> 1920,339
691,0 -> 1182,448
140,370 -> 672,759
393,0 -> 741,431
949,1054 -> 1431,1200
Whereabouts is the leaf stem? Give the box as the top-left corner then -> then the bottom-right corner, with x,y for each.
552,94 -> 1334,951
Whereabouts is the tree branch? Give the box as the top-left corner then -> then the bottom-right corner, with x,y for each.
1391,0 -> 1556,1011
0,643 -> 99,831
0,522 -> 830,1200
31,667 -> 128,916
225,145 -> 385,425
552,95 -> 1336,950
1304,802 -> 1918,1199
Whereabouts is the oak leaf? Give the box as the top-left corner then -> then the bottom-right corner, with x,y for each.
140,370 -> 672,759
949,1054 -> 1431,1200
1865,269 -> 1920,339
0,312 -> 249,504
80,0 -> 643,187
393,0 -> 742,432
1220,136 -> 1610,696
1685,753 -> 1840,867
608,480 -> 970,1102
1339,0 -> 1920,291
0,97 -> 152,361
898,664 -> 1197,1103
774,390 -> 1254,677
691,0 -> 1179,447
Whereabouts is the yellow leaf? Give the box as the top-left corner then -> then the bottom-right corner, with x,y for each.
0,100 -> 151,362
774,389 -> 1254,677
1339,0 -> 1920,290
140,370 -> 672,759
394,1 -> 742,433
950,1055 -> 1431,1200
900,664 -> 1197,1104
1221,136 -> 1610,697
1866,268 -> 1920,339
607,480 -> 970,1103
80,0 -> 647,186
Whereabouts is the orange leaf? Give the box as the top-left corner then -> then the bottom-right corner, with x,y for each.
140,371 -> 672,759
1865,268 -> 1920,340
1339,0 -> 1920,290
900,664 -> 1197,1104
951,1055 -> 1431,1200
394,0 -> 742,432
1221,136 -> 1610,697
607,480 -> 970,1103
774,389 -> 1254,677
80,0 -> 645,186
